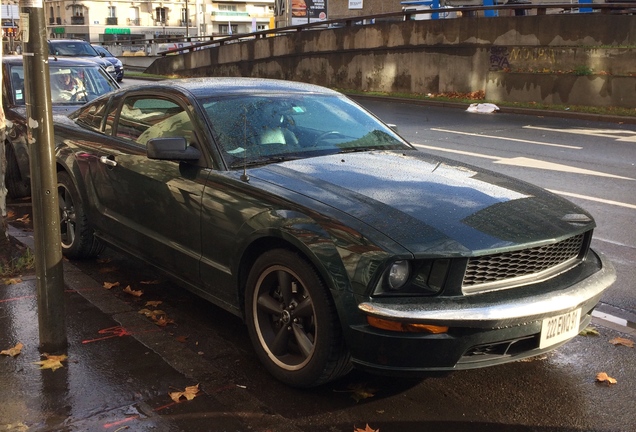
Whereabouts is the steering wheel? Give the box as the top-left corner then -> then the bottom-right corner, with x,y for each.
314,131 -> 346,146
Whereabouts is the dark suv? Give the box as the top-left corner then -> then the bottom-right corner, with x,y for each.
48,39 -> 117,80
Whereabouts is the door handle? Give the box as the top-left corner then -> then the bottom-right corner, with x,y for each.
99,156 -> 117,167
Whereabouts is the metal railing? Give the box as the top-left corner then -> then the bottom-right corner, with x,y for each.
155,3 -> 635,56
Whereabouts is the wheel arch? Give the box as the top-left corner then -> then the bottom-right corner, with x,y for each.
234,213 -> 351,321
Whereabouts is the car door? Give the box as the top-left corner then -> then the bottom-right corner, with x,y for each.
87,93 -> 208,282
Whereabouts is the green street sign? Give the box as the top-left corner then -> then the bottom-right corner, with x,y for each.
54,27 -> 64,34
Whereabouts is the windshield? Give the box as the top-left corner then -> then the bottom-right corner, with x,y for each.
9,64 -> 118,106
202,93 -> 411,168
49,41 -> 99,57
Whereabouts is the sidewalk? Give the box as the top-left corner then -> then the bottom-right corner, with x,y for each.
0,226 -> 301,432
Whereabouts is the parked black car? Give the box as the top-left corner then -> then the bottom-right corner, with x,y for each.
2,55 -> 119,198
92,44 -> 124,82
54,78 -> 615,387
48,39 -> 117,80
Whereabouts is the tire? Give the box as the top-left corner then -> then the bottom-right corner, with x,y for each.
245,249 -> 352,387
5,144 -> 31,199
57,171 -> 104,259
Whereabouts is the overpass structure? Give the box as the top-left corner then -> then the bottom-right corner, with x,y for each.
137,5 -> 635,109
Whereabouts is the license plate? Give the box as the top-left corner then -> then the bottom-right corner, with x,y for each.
539,308 -> 581,349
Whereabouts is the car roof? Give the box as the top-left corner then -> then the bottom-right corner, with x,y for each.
2,55 -> 107,68
143,77 -> 343,98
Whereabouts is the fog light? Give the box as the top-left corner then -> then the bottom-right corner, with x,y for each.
367,316 -> 449,334
388,260 -> 410,290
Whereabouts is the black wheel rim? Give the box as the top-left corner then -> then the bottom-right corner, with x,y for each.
253,265 -> 316,371
58,183 -> 77,248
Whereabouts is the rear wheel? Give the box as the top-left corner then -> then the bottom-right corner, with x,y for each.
57,171 -> 104,259
245,249 -> 351,387
5,144 -> 31,199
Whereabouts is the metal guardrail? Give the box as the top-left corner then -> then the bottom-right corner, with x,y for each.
153,3 -> 635,56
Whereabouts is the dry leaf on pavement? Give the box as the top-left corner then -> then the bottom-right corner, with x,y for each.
596,372 -> 617,385
123,285 -> 143,297
169,384 -> 200,403
140,280 -> 160,285
139,308 -> 166,319
103,281 -> 120,290
4,278 -> 22,285
609,337 -> 634,348
34,354 -> 68,371
154,316 -> 175,327
354,424 -> 379,432
1,342 -> 24,357
145,300 -> 163,307
579,326 -> 600,336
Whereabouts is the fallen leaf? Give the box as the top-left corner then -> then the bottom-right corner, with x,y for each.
103,281 -> 120,290
145,300 -> 163,307
4,278 -> 22,285
99,266 -> 117,274
354,424 -> 379,432
34,354 -> 68,371
96,258 -> 112,264
153,316 -> 175,327
609,337 -> 634,348
334,383 -> 377,403
175,335 -> 189,343
139,308 -> 165,318
140,280 -> 160,285
1,342 -> 24,357
16,214 -> 30,223
123,285 -> 143,297
596,372 -> 617,385
169,384 -> 200,403
6,210 -> 16,219
579,326 -> 600,336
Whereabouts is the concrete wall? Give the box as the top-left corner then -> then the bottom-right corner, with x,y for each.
144,14 -> 636,108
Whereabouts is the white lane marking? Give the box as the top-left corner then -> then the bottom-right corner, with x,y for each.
412,143 -> 634,181
524,126 -> 636,143
430,128 -> 582,149
495,157 -> 634,180
547,190 -> 636,210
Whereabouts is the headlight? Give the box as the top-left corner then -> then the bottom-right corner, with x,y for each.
387,260 -> 410,290
373,259 -> 450,296
106,65 -> 115,73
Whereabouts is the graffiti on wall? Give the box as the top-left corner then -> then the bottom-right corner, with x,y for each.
490,47 -> 510,70
490,47 -> 558,71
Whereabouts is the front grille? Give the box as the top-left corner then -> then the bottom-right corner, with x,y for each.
462,233 -> 586,294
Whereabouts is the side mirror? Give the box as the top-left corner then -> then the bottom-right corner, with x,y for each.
147,137 -> 201,161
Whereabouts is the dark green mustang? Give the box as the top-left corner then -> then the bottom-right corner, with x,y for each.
54,78 -> 615,387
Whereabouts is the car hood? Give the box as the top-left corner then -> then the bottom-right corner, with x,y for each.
250,150 -> 594,255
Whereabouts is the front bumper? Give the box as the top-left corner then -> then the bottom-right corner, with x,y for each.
349,250 -> 615,373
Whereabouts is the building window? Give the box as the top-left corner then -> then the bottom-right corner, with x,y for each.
257,24 -> 267,31
219,4 -> 238,12
108,6 -> 116,18
155,7 -> 167,24
218,24 -> 237,35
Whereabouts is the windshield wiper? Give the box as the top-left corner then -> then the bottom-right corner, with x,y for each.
229,155 -> 302,169
338,147 -> 376,154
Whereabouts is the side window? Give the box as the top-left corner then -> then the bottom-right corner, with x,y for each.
75,99 -> 110,131
115,97 -> 192,146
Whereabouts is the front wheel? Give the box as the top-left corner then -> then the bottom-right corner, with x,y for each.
58,171 -> 104,259
245,249 -> 351,387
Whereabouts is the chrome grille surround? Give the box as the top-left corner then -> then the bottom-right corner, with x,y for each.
462,234 -> 586,295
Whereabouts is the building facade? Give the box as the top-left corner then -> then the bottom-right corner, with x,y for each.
43,0 -> 275,42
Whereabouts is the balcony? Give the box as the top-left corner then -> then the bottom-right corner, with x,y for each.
71,16 -> 85,25
127,18 -> 140,26
56,17 -> 62,24
106,17 -> 118,25
180,20 -> 192,27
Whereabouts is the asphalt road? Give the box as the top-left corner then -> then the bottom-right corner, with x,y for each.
10,87 -> 635,431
